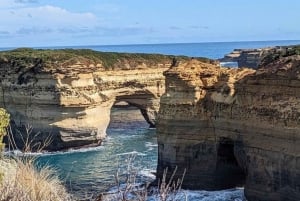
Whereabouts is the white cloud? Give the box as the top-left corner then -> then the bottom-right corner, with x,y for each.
0,2 -> 100,37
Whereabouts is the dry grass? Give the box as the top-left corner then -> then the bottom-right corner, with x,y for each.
0,158 -> 73,201
97,154 -> 186,201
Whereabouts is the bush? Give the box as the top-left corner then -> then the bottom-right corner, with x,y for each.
0,158 -> 73,201
0,108 -> 9,152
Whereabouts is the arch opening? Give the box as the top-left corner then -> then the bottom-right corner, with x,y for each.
216,137 -> 246,188
110,93 -> 158,129
108,100 -> 150,130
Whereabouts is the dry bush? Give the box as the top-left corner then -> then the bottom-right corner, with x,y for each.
97,154 -> 186,201
0,121 -> 75,201
0,158 -> 73,201
7,124 -> 52,153
155,166 -> 187,201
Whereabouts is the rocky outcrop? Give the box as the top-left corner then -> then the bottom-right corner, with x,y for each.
0,48 -> 216,151
157,55 -> 300,200
220,48 -> 268,68
219,45 -> 300,68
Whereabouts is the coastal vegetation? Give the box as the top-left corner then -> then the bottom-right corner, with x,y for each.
0,48 -> 213,71
98,154 -> 186,201
0,159 -> 72,201
0,108 -> 72,201
0,108 -> 9,152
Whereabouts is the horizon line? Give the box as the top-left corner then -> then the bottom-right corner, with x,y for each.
1,39 -> 300,50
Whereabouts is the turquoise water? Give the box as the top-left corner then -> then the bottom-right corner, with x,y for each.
35,107 -> 158,199
35,107 -> 246,201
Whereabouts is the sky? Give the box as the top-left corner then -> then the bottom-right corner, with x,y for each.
0,0 -> 299,47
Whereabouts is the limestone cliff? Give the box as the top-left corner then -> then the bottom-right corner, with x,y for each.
219,45 -> 300,68
157,54 -> 300,200
0,48 -> 215,151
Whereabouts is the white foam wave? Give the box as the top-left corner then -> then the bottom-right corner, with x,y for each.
145,142 -> 158,148
139,169 -> 156,180
4,145 -> 105,157
220,62 -> 238,67
116,151 -> 147,156
145,142 -> 158,151
180,188 -> 246,201
103,186 -> 245,201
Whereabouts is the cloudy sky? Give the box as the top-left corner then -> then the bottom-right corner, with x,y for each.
0,0 -> 299,47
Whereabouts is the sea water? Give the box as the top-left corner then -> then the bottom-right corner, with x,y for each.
34,107 -> 158,199
35,107 -> 246,200
5,40 -> 300,200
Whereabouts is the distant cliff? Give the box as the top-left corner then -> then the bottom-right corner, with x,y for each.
0,48 -> 215,151
157,48 -> 300,200
219,45 -> 300,68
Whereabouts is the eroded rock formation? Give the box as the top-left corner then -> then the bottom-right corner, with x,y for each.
157,55 -> 300,200
0,48 -> 216,151
219,45 -> 300,69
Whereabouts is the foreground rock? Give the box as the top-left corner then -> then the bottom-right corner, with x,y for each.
157,52 -> 300,200
0,48 -> 214,151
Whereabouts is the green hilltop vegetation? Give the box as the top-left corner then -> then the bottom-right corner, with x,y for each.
0,48 -> 213,70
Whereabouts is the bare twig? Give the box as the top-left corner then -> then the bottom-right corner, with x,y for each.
6,123 -> 52,153
99,153 -> 186,201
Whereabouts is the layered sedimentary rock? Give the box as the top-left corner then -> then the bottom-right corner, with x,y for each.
219,45 -> 300,68
0,48 -> 215,151
220,48 -> 272,68
157,55 -> 300,200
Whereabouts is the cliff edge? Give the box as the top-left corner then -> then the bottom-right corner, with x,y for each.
157,52 -> 300,200
0,48 -> 215,151
219,45 -> 300,68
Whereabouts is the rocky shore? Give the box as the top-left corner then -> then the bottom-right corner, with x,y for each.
219,45 -> 300,68
157,46 -> 300,201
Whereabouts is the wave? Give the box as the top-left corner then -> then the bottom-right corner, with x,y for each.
180,188 -> 246,201
220,62 -> 238,67
139,168 -> 156,180
145,142 -> 158,151
4,145 -> 105,157
145,142 -> 158,147
115,151 -> 147,157
103,185 -> 245,201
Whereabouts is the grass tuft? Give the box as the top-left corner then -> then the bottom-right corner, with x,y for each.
0,158 -> 73,201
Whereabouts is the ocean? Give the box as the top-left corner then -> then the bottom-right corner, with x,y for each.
1,40 -> 300,59
5,40 -> 300,200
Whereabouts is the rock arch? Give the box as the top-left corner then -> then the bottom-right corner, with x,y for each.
1,67 -> 166,151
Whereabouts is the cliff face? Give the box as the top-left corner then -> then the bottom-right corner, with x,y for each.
220,45 -> 300,68
157,57 -> 300,201
0,48 -> 215,151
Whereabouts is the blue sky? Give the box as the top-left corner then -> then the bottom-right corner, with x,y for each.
0,0 -> 299,47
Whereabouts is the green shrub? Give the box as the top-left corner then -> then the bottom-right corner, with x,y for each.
0,48 -> 214,71
0,108 -> 9,151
